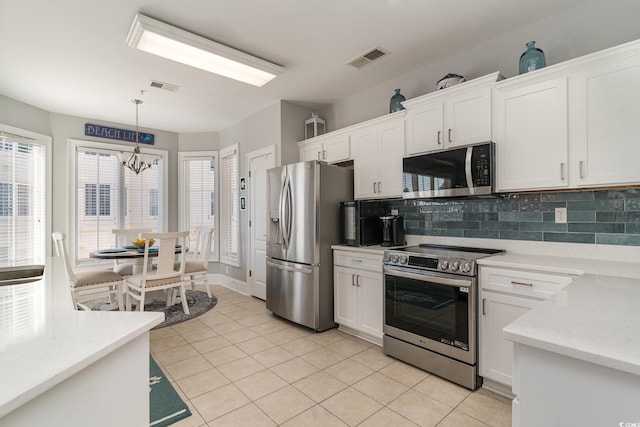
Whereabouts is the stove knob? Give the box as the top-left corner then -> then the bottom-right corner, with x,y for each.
391,254 -> 399,263
461,262 -> 473,273
440,260 -> 449,270
383,254 -> 391,263
399,255 -> 408,264
450,261 -> 460,271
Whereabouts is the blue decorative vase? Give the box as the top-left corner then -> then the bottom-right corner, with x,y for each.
389,89 -> 406,113
519,41 -> 546,74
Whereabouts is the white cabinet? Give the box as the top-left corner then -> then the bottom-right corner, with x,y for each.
404,72 -> 501,156
494,76 -> 569,192
569,50 -> 640,187
299,131 -> 351,164
333,249 -> 384,345
352,114 -> 404,199
479,266 -> 572,396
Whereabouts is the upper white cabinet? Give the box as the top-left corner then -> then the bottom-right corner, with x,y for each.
569,49 -> 640,187
404,72 -> 501,156
494,76 -> 569,192
299,131 -> 351,164
494,38 -> 640,192
352,113 -> 404,199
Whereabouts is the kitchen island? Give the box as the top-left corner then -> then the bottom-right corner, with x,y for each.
500,268 -> 640,426
0,257 -> 163,426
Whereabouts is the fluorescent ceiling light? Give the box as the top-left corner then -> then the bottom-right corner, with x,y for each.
127,14 -> 283,87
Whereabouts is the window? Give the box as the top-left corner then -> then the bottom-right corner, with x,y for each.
220,145 -> 239,266
149,189 -> 158,217
0,129 -> 49,267
73,142 -> 165,263
178,152 -> 218,261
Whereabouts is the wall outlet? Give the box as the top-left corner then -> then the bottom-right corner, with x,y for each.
391,209 -> 399,216
555,207 -> 568,224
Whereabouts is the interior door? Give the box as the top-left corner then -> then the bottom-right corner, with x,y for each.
248,145 -> 275,300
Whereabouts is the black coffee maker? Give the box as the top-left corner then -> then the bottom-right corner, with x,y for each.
380,215 -> 405,247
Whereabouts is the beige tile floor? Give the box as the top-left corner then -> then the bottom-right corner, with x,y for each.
150,285 -> 512,427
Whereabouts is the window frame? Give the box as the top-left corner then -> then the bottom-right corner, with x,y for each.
219,144 -> 240,267
178,151 -> 219,262
69,139 -> 168,266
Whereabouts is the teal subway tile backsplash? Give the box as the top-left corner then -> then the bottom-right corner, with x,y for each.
389,189 -> 640,246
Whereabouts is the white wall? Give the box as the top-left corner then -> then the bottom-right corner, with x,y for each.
320,0 -> 640,130
178,132 -> 219,152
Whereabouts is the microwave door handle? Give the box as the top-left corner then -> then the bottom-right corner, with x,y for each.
465,146 -> 475,195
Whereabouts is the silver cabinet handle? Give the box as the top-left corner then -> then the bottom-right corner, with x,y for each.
323,150 -> 327,160
356,275 -> 360,287
560,162 -> 566,180
482,298 -> 486,315
317,151 -> 321,160
352,274 -> 356,286
373,182 -> 377,193
351,258 -> 362,263
448,128 -> 452,143
511,280 -> 533,287
579,161 -> 585,179
377,181 -> 382,193
437,130 -> 441,145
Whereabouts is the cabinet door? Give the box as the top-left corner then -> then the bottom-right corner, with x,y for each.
376,118 -> 404,198
323,133 -> 351,164
570,55 -> 640,187
445,87 -> 492,148
480,291 -> 538,387
355,269 -> 383,340
405,100 -> 443,155
353,126 -> 379,199
334,266 -> 358,329
299,140 -> 322,162
494,77 -> 569,192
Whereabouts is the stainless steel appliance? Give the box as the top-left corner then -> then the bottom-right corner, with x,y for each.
380,215 -> 405,247
339,201 -> 384,246
266,161 -> 353,331
403,142 -> 494,199
383,244 -> 504,389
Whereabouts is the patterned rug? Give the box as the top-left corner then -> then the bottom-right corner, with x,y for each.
87,290 -> 217,329
150,354 -> 191,426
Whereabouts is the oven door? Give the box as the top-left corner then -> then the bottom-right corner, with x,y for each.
383,265 -> 476,365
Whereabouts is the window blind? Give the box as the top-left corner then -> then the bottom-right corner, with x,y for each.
0,139 -> 46,267
180,155 -> 217,261
220,145 -> 239,265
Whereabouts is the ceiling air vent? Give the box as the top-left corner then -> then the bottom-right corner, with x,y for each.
346,46 -> 389,70
149,80 -> 179,92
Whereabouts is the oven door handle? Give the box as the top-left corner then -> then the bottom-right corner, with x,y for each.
384,266 -> 472,288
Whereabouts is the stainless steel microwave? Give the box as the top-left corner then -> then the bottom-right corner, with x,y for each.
402,142 -> 494,199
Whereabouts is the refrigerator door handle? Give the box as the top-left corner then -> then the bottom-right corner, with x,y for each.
279,174 -> 291,250
267,260 -> 313,274
284,177 -> 293,249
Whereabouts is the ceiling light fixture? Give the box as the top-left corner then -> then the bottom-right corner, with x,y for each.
122,99 -> 153,175
126,13 -> 284,87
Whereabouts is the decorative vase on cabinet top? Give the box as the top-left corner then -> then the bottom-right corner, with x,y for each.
389,89 -> 406,113
519,41 -> 546,74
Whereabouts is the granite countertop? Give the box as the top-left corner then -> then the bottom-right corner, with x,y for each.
0,257 -> 164,417
331,244 -> 404,254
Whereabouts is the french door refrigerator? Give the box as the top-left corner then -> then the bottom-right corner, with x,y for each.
266,160 -> 353,331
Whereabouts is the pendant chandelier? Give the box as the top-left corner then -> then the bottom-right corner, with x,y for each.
122,98 -> 153,175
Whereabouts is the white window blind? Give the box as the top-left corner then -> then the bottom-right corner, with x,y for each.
0,138 -> 46,267
178,152 -> 218,261
220,145 -> 239,266
75,146 -> 162,262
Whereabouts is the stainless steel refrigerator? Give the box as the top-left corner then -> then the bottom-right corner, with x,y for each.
266,160 -> 353,331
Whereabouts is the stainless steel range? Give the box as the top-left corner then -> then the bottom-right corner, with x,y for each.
383,244 -> 504,390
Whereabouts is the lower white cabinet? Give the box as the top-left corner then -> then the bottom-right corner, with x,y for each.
479,266 -> 572,395
333,249 -> 383,345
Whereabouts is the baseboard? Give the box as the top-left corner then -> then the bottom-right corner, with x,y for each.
481,378 -> 515,399
211,273 -> 248,295
337,325 -> 383,347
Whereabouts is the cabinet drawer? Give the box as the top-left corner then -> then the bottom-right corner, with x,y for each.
334,250 -> 382,272
480,267 -> 572,299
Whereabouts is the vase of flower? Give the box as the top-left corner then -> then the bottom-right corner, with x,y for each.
519,41 -> 546,74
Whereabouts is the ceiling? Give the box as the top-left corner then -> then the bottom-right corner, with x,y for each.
0,0 -> 591,133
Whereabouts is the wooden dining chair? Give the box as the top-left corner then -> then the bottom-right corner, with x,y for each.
124,231 -> 190,314
111,228 -> 152,276
52,232 -> 124,311
179,226 -> 213,297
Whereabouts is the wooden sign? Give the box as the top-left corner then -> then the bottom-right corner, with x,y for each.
85,123 -> 154,145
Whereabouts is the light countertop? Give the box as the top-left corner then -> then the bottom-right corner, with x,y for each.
0,257 -> 164,417
331,244 -> 403,254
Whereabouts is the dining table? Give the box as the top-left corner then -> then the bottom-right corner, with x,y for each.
89,245 -> 183,275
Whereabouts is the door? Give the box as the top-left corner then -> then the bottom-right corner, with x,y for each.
334,266 -> 358,329
445,87 -> 492,148
377,117 -> 404,198
357,269 -> 384,339
353,126 -> 379,199
247,146 -> 275,300
405,100 -> 443,155
284,161 -> 318,265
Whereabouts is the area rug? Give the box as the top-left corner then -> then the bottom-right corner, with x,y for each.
150,354 -> 191,427
88,290 -> 217,329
